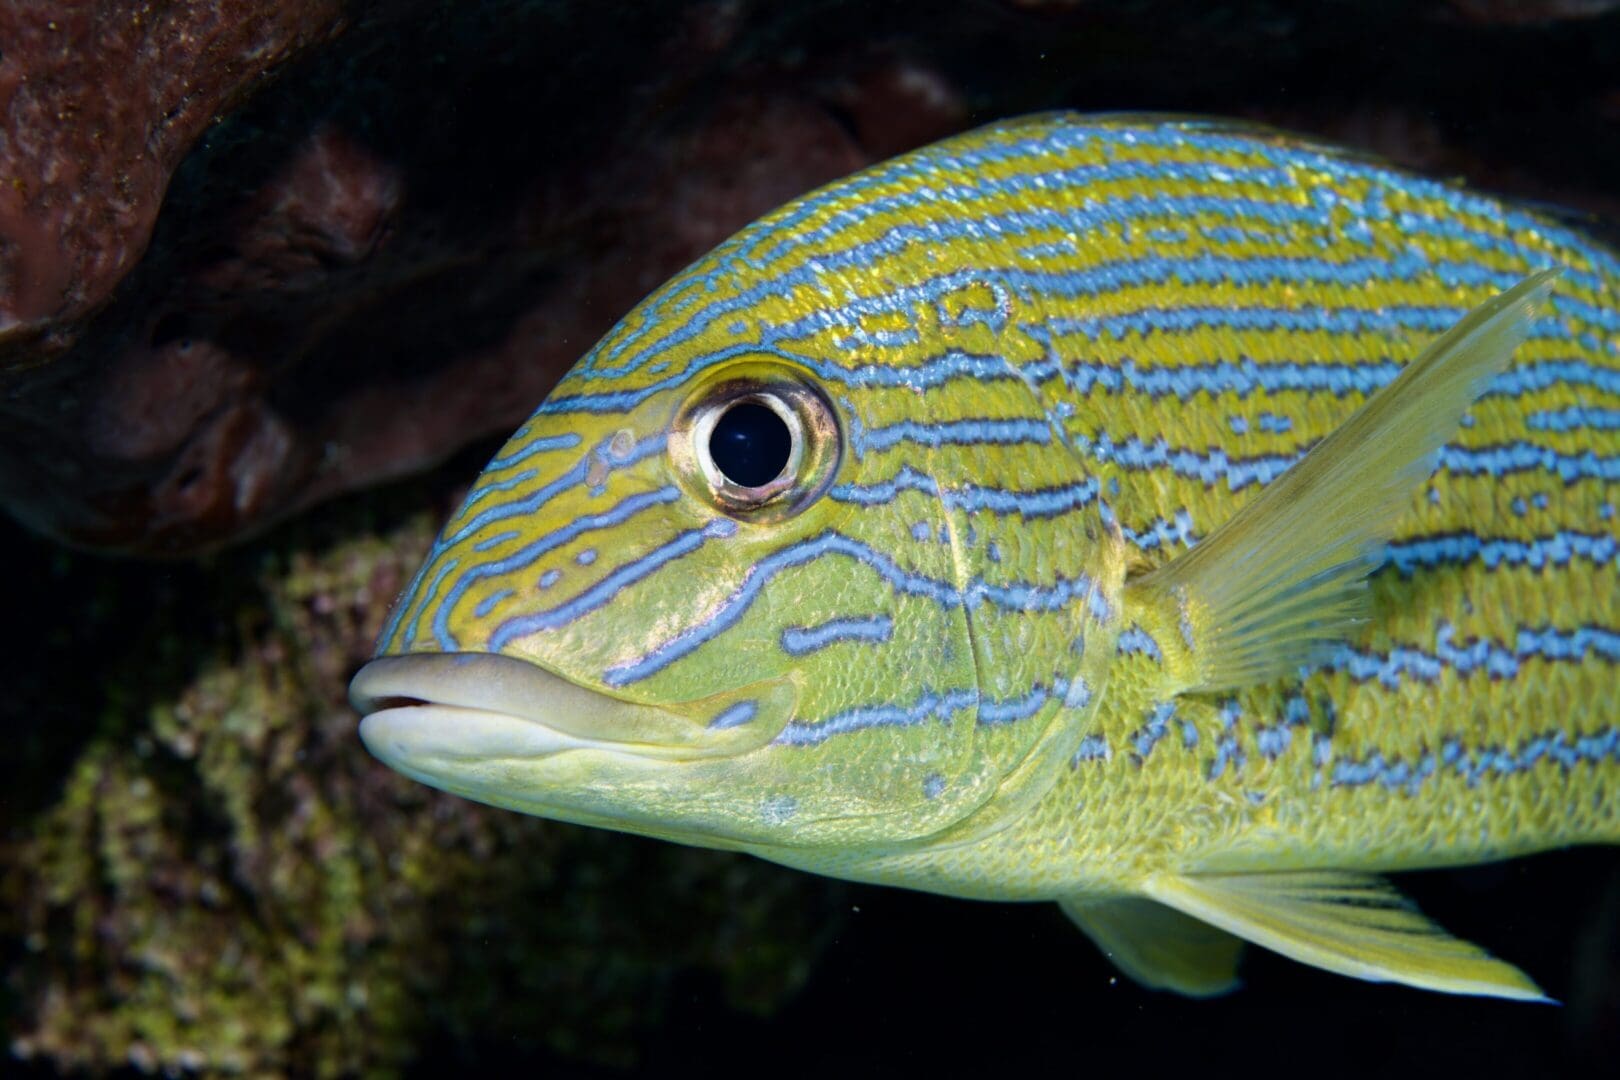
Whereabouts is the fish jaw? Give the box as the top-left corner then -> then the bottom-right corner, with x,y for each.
352,652 -> 796,776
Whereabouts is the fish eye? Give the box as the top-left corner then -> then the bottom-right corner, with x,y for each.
709,401 -> 792,488
670,367 -> 840,521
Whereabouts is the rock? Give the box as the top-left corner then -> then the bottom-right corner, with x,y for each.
0,491 -> 841,1075
1,1 -> 1617,554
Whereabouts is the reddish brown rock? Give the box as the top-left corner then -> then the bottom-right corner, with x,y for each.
0,0 -> 1616,555
0,1 -> 348,348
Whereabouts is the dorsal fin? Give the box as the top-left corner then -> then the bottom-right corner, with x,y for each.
1127,270 -> 1557,694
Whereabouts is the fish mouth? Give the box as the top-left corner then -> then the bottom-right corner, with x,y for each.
351,653 -> 791,769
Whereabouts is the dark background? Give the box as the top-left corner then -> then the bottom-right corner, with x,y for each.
3,1 -> 1619,1076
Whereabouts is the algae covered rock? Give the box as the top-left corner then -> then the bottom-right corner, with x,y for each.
1,491 -> 839,1076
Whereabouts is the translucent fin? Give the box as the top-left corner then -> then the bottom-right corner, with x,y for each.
1059,895 -> 1244,998
1129,270 -> 1558,693
1144,871 -> 1551,1001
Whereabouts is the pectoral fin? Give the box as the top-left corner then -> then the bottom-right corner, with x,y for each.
1060,895 -> 1244,997
1129,270 -> 1557,693
1143,870 -> 1550,1001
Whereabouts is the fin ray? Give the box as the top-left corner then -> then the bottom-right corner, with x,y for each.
1129,271 -> 1558,693
1143,870 -> 1549,1001
1060,895 -> 1244,997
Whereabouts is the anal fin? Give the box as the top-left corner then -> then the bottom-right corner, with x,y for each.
1060,895 -> 1244,997
1142,870 -> 1550,1001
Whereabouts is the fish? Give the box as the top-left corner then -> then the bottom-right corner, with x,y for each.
349,113 -> 1620,1000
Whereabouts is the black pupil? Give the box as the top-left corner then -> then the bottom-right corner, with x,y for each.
709,402 -> 792,488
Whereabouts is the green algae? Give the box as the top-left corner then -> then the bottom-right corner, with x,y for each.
2,495 -> 838,1076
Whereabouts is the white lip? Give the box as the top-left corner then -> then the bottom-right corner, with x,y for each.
350,653 -> 794,769
358,702 -> 599,763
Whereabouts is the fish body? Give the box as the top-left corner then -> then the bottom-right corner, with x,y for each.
352,114 -> 1620,998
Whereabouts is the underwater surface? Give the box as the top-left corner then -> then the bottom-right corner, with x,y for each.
4,1 -> 1620,1075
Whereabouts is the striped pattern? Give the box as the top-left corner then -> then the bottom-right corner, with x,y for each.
377,114 -> 1619,888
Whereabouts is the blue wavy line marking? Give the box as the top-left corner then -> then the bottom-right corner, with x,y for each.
602,530 -> 1102,688
485,432 -> 582,472
460,470 -> 538,513
436,433 -> 667,553
853,417 -> 1053,455
1132,702 -> 1177,761
774,673 -> 1079,748
780,615 -> 893,656
774,687 -> 980,747
758,265 -> 1579,359
590,191 -> 1573,381
1047,302 -> 1481,343
592,114 -> 1616,378
1324,621 -> 1620,690
1079,432 -> 1620,491
1327,726 -> 1620,796
979,683 -> 1055,725
1054,354 -> 1620,403
1438,442 -> 1620,484
600,157 -> 1309,366
1072,734 -> 1111,764
431,487 -> 684,651
1099,503 -> 1197,552
471,529 -> 522,554
544,335 -> 1616,423
829,466 -> 1100,519
1166,125 -> 1620,282
486,518 -> 739,652
399,557 -> 460,650
1385,530 -> 1620,576
613,122 -> 1613,373
1116,626 -> 1163,661
742,158 -> 1298,278
708,700 -> 758,730
1527,406 -> 1620,433
544,346 -> 1060,417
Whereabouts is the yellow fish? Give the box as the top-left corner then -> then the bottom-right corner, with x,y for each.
350,114 -> 1620,999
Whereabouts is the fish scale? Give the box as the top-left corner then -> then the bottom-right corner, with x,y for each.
359,114 -> 1619,999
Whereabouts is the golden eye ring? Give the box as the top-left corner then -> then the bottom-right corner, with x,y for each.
669,365 -> 841,521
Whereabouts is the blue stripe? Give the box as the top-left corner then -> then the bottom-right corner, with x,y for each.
1385,530 -> 1619,576
603,531 -> 1102,687
1080,432 -> 1620,490
775,677 -> 1071,747
485,432 -> 582,471
829,467 -> 1099,518
1056,354 -> 1620,402
589,114 -> 1617,379
1116,626 -> 1163,661
1325,622 -> 1620,689
545,347 -> 1055,416
774,687 -> 980,747
432,487 -> 683,651
440,434 -> 666,550
487,519 -> 738,651
1526,406 -> 1620,433
780,615 -> 893,656
708,700 -> 758,730
600,213 -> 1595,386
854,417 -> 1052,455
1328,726 -> 1620,795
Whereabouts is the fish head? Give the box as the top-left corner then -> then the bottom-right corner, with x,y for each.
352,194 -> 1121,862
